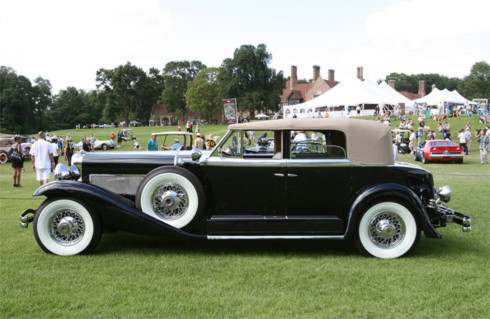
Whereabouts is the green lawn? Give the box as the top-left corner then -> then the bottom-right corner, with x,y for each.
0,117 -> 489,318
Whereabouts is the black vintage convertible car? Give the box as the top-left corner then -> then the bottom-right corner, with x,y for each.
20,118 -> 471,258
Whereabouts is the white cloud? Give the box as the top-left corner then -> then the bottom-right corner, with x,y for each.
0,0 -> 174,92
358,0 -> 490,79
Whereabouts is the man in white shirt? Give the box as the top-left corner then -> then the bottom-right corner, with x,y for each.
293,131 -> 307,143
30,131 -> 55,186
409,129 -> 416,154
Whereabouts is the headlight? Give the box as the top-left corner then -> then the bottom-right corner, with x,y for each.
54,164 -> 72,180
438,185 -> 451,203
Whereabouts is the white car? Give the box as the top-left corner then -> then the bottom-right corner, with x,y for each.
75,139 -> 116,151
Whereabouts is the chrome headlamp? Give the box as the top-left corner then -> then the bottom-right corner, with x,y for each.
437,185 -> 452,203
54,164 -> 72,180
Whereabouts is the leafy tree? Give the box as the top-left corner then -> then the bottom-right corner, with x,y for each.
160,61 -> 206,122
0,66 -> 35,133
218,44 -> 285,118
384,73 -> 461,95
32,77 -> 53,131
50,87 -> 86,129
186,68 -> 221,122
458,61 -> 490,100
96,62 -> 148,125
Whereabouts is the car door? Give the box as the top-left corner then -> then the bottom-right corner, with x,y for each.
204,130 -> 286,216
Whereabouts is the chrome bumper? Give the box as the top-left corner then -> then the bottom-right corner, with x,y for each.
19,209 -> 36,228
429,154 -> 463,159
436,204 -> 471,232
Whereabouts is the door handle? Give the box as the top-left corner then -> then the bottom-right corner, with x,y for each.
287,173 -> 298,177
274,173 -> 285,177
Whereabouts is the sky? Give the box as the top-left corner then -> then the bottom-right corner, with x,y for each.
1,0 -> 489,93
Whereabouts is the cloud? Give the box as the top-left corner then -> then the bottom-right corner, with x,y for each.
0,0 -> 174,92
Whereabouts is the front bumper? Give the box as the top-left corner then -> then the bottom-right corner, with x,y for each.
426,200 -> 471,232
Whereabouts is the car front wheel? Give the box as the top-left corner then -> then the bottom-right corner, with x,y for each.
136,167 -> 205,229
33,198 -> 101,256
101,144 -> 108,150
356,201 -> 420,259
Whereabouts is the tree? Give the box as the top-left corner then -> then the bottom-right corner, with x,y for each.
186,68 -> 221,122
160,61 -> 206,122
384,73 -> 461,95
49,87 -> 86,129
218,44 -> 285,118
458,61 -> 490,100
96,62 -> 148,125
0,66 -> 35,133
32,77 -> 53,131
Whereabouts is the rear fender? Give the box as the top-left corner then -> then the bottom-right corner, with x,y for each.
345,183 -> 442,239
33,180 -> 204,239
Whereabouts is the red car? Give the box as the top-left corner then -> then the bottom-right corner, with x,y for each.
414,140 -> 464,164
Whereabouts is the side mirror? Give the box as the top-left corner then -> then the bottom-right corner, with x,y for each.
191,148 -> 202,161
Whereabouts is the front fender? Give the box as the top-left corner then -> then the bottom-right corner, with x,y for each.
33,180 -> 205,239
344,183 -> 442,239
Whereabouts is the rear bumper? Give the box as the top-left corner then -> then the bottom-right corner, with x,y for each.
429,154 -> 464,159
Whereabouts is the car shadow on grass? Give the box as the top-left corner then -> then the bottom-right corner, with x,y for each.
96,232 -> 359,257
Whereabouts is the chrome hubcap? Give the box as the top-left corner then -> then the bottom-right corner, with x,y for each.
368,212 -> 405,248
152,183 -> 188,220
49,210 -> 85,245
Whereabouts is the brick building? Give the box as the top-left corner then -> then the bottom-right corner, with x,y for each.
280,65 -> 339,107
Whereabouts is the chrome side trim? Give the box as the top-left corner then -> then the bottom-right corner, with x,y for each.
205,157 -> 355,168
208,235 -> 344,240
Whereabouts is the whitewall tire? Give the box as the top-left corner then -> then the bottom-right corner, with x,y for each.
136,167 -> 204,229
356,202 -> 419,259
33,199 -> 101,256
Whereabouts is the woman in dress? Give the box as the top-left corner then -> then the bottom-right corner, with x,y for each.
10,136 -> 24,187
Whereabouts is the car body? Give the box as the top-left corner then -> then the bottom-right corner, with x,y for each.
414,140 -> 464,164
75,139 -> 116,151
0,135 -> 33,163
20,118 -> 471,258
98,124 -> 112,128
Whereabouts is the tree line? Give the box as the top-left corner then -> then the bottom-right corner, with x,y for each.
1,43 -> 489,134
0,44 -> 285,134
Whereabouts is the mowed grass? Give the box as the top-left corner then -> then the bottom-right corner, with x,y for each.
0,117 -> 489,318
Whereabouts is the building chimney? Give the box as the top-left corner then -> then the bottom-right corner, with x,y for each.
388,80 -> 396,89
357,67 -> 364,81
418,80 -> 426,97
328,69 -> 335,82
313,65 -> 320,81
290,65 -> 297,90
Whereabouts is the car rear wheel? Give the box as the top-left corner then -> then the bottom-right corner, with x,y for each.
33,198 -> 101,256
422,154 -> 428,164
0,152 -> 8,164
413,152 -> 418,161
135,166 -> 204,229
101,144 -> 108,150
356,201 -> 420,259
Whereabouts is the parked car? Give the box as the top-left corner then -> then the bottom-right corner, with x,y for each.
20,118 -> 471,258
0,135 -> 15,163
414,140 -> 464,164
75,139 -> 116,151
98,124 -> 112,128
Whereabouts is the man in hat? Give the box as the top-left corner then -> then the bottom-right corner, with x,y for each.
206,134 -> 216,150
30,131 -> 55,186
162,138 -> 182,151
193,132 -> 205,150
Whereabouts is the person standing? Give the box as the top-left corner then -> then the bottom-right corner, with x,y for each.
356,105 -> 361,116
51,138 -> 60,166
65,139 -> 75,168
409,129 -> 416,154
147,134 -> 158,151
30,131 -> 55,186
464,128 -> 472,153
9,136 -> 24,187
458,130 -> 468,155
478,130 -> 489,164
117,130 -> 123,147
193,132 -> 206,150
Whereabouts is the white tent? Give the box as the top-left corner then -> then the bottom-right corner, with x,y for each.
377,81 -> 415,107
416,87 -> 474,105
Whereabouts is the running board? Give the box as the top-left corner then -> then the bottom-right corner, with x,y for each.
208,235 -> 344,240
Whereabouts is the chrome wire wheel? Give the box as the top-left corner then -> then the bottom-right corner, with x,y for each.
357,202 -> 419,259
367,212 -> 405,249
49,209 -> 85,246
151,183 -> 189,221
34,199 -> 101,256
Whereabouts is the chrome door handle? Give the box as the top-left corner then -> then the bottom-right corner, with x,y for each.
287,174 -> 298,177
274,173 -> 285,177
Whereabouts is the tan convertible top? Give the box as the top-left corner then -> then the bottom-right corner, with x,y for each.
229,118 -> 394,165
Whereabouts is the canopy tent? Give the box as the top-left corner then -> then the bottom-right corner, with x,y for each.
283,77 -> 416,118
377,81 -> 415,107
415,87 -> 474,105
